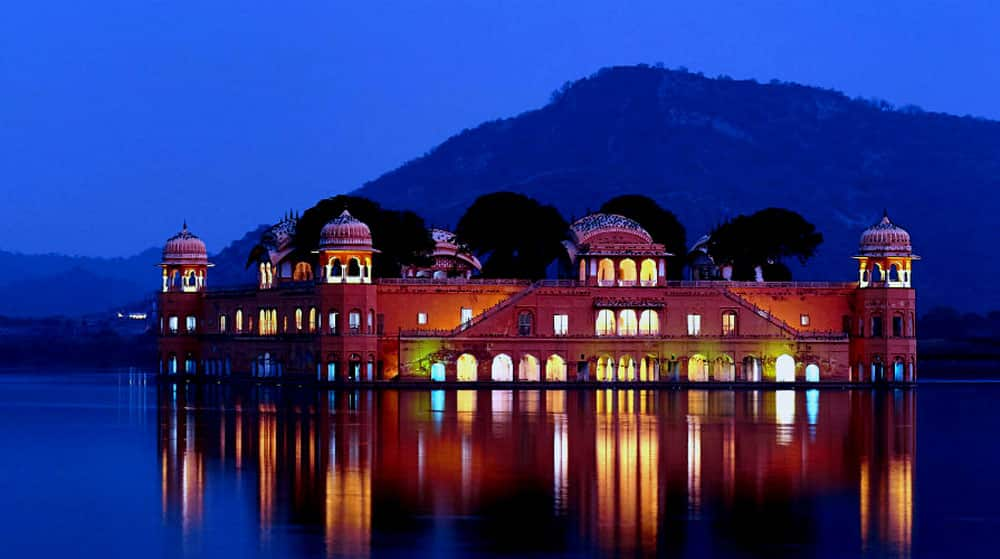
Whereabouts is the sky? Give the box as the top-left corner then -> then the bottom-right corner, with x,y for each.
1,1 -> 998,257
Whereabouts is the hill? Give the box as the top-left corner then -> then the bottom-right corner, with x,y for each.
354,65 -> 1000,311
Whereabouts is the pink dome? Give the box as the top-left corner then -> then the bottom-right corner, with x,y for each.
858,212 -> 913,257
320,210 -> 374,251
569,213 -> 653,245
162,223 -> 208,265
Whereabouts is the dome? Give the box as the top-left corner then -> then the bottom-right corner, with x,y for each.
858,212 -> 913,257
320,210 -> 374,252
162,223 -> 208,265
569,213 -> 653,245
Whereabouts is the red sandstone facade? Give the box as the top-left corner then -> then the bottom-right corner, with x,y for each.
157,210 -> 918,384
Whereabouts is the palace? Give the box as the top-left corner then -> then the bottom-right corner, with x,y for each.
157,209 -> 917,384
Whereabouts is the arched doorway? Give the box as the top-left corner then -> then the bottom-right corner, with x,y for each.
893,357 -> 905,382
430,362 -> 446,382
619,259 -> 637,286
688,354 -> 708,382
805,363 -> 820,382
639,355 -> 658,382
640,259 -> 657,286
348,353 -> 361,381
597,259 -> 615,286
457,354 -> 478,382
617,355 -> 636,381
545,354 -> 567,381
519,354 -> 540,382
743,356 -> 761,382
776,354 -> 796,382
713,354 -> 735,382
597,354 -> 614,381
491,354 -> 514,382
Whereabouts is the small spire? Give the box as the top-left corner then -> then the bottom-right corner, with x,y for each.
182,219 -> 188,231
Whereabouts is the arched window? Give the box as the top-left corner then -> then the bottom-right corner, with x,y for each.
775,354 -> 796,382
743,356 -> 761,382
639,355 -> 658,381
638,310 -> 659,335
596,355 -> 614,381
545,354 -> 567,381
595,309 -> 616,336
258,309 -> 266,335
640,259 -> 657,286
293,262 -> 313,281
295,308 -> 303,331
347,258 -> 362,278
805,363 -> 820,382
617,309 -> 638,336
619,259 -> 637,286
617,355 -> 636,381
457,354 -> 478,382
888,264 -> 900,283
519,354 -> 540,382
491,354 -> 514,382
597,259 -> 615,286
328,311 -> 339,334
578,259 -> 587,282
872,263 -> 883,283
348,310 -> 361,334
167,353 -> 178,375
367,309 -> 375,334
235,309 -> 243,333
168,315 -> 179,334
331,258 -> 343,277
518,311 -> 533,336
219,314 -> 227,333
309,307 -> 317,333
893,357 -> 905,382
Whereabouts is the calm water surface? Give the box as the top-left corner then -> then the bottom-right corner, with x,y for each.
0,370 -> 998,558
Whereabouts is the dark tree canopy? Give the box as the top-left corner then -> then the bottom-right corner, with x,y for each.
599,194 -> 687,279
708,208 -> 823,281
455,192 -> 568,279
247,195 -> 434,278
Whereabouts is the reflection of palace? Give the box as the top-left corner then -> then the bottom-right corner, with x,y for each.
157,210 -> 917,384
158,386 -> 915,556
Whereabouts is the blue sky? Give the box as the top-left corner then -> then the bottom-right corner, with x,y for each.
1,1 -> 997,256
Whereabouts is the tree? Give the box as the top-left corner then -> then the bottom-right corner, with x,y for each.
455,192 -> 568,279
708,208 -> 823,281
247,195 -> 434,278
599,194 -> 687,280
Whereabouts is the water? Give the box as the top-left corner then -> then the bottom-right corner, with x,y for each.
0,370 -> 997,557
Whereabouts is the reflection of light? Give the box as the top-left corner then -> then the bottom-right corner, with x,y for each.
687,417 -> 701,517
430,390 -> 445,418
775,390 -> 795,446
888,456 -> 913,556
553,416 -> 568,513
461,434 -> 472,508
639,416 -> 658,550
806,390 -> 819,441
860,458 -> 869,548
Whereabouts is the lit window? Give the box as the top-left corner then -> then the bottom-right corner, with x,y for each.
722,311 -> 737,336
168,315 -> 179,334
185,315 -> 196,333
617,309 -> 638,336
460,307 -> 473,325
349,311 -> 361,333
687,314 -> 701,336
367,310 -> 374,334
328,311 -> 339,334
595,309 -> 616,336
309,307 -> 317,333
638,310 -> 659,335
295,308 -> 303,331
235,309 -> 243,333
553,314 -> 568,336
800,314 -> 810,327
219,315 -> 227,333
417,312 -> 428,325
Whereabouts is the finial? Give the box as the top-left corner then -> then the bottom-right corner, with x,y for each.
183,219 -> 188,231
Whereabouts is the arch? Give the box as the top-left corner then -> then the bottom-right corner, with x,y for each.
308,307 -> 317,332
457,353 -> 478,382
888,263 -> 900,283
617,309 -> 638,336
545,354 -> 567,382
293,261 -> 313,281
688,354 -> 708,382
713,354 -> 735,382
893,357 -> 905,382
872,263 -> 883,283
742,356 -> 762,382
347,258 -> 362,278
640,259 -> 657,286
331,258 -> 343,277
775,354 -> 796,382
235,309 -> 244,332
295,308 -> 304,331
519,354 -> 540,382
597,258 -> 615,285
805,363 -> 820,382
491,354 -> 514,382
638,309 -> 659,335
347,353 -> 362,381
617,355 -> 636,381
167,353 -> 178,375
639,355 -> 658,382
578,259 -> 587,282
596,354 -> 615,382
432,270 -> 447,279
219,314 -> 227,333
430,362 -> 446,382
595,309 -> 616,336
618,259 -> 637,286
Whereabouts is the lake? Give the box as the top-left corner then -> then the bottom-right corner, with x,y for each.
0,370 -> 997,557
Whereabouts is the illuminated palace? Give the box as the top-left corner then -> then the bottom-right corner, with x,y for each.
157,210 -> 917,384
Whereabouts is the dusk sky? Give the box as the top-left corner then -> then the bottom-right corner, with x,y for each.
2,1 -> 997,257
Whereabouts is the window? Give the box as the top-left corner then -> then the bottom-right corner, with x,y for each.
553,314 -> 568,336
349,311 -> 361,334
617,309 -> 638,336
235,309 -> 243,333
892,316 -> 903,337
640,259 -> 657,286
219,315 -> 227,333
800,314 -> 810,327
185,315 -> 197,333
638,310 -> 659,335
309,308 -> 318,333
417,312 -> 428,325
460,307 -> 473,325
168,316 -> 179,334
295,308 -> 303,331
687,314 -> 702,336
595,309 -> 615,336
328,311 -> 339,334
722,311 -> 737,336
518,311 -> 533,336
871,316 -> 883,338
367,309 -> 374,334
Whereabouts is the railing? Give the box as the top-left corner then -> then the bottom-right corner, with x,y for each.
377,278 -> 531,286
397,331 -> 850,341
